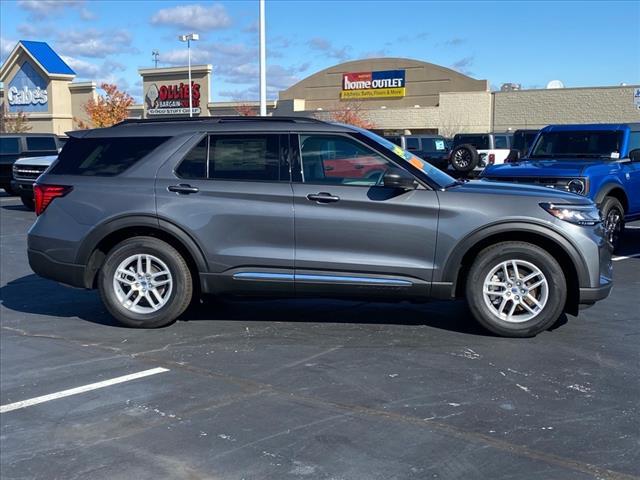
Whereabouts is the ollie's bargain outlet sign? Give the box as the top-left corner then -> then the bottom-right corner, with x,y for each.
341,70 -> 406,99
145,82 -> 201,115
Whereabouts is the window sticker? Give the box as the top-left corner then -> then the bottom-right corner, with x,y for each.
610,152 -> 620,159
435,140 -> 445,151
393,145 -> 405,158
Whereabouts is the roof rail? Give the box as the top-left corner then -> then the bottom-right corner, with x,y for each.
114,116 -> 326,126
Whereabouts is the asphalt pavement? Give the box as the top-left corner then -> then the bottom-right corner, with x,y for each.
1,192 -> 639,480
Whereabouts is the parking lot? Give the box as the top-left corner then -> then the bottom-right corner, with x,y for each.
0,191 -> 638,480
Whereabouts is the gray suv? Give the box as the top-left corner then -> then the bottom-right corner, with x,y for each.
27,117 -> 612,337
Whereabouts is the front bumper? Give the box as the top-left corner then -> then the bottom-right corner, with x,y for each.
11,179 -> 34,195
579,281 -> 612,304
28,249 -> 87,289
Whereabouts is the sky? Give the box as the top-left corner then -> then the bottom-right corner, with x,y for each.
1,0 -> 639,103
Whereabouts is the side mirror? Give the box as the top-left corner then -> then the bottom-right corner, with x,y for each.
382,167 -> 417,190
505,149 -> 521,163
629,149 -> 640,162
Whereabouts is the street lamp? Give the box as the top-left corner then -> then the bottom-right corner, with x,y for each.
178,33 -> 199,117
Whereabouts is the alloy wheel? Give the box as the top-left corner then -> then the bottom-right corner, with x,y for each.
482,259 -> 549,323
112,254 -> 173,314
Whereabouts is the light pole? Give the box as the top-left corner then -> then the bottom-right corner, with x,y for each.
259,0 -> 266,116
178,33 -> 199,117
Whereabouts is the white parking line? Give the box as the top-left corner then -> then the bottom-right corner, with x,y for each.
626,225 -> 640,229
0,367 -> 169,413
612,254 -> 640,262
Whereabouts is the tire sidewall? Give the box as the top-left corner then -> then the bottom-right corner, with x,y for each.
99,238 -> 191,328
600,196 -> 624,251
466,243 -> 566,337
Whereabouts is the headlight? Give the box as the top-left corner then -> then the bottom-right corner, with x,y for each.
567,178 -> 586,194
540,203 -> 601,226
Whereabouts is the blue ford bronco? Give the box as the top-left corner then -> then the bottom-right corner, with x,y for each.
483,123 -> 640,250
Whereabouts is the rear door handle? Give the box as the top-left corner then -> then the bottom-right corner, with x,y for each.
168,184 -> 199,194
307,192 -> 340,203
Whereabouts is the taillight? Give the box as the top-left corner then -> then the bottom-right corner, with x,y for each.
34,184 -> 72,216
488,153 -> 495,164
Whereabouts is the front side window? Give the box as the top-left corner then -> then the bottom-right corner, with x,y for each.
300,135 -> 391,186
531,131 -> 623,159
26,136 -> 57,152
494,136 -> 509,149
209,135 -> 281,181
0,137 -> 20,154
50,136 -> 168,176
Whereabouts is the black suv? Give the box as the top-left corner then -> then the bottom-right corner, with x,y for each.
28,117 -> 612,337
0,133 -> 62,194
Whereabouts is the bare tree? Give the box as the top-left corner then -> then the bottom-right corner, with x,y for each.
0,104 -> 33,133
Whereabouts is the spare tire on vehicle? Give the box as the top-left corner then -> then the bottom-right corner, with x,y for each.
450,144 -> 479,172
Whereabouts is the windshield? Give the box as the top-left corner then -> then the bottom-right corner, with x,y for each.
354,127 -> 458,188
531,131 -> 622,159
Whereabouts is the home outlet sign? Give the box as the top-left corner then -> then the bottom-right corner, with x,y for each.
341,70 -> 406,99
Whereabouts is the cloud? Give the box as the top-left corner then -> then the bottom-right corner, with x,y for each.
307,37 -> 351,61
60,55 -> 125,81
150,3 -> 231,31
1,37 -> 17,59
56,29 -> 135,58
17,23 -> 53,37
443,37 -> 467,47
451,56 -> 474,75
360,49 -> 389,59
17,0 -> 84,20
243,21 -> 259,33
80,7 -> 96,20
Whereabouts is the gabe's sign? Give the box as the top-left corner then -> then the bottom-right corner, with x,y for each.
341,70 -> 406,99
145,82 -> 201,115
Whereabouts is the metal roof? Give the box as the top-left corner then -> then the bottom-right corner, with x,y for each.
19,40 -> 75,76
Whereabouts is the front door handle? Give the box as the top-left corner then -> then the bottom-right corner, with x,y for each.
168,184 -> 199,194
307,192 -> 340,203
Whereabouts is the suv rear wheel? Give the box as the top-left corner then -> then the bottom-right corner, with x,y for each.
98,236 -> 193,328
466,242 -> 566,337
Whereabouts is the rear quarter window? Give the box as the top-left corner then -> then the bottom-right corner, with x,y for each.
26,136 -> 58,152
0,137 -> 21,155
50,136 -> 168,176
454,134 -> 490,150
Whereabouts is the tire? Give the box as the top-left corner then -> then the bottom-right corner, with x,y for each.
20,195 -> 35,211
450,144 -> 479,172
600,196 -> 624,252
2,184 -> 17,196
465,241 -> 566,337
98,236 -> 193,328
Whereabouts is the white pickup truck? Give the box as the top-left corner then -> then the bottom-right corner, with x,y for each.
448,133 -> 513,176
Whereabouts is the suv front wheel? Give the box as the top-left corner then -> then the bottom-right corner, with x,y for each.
466,242 -> 566,337
99,236 -> 193,328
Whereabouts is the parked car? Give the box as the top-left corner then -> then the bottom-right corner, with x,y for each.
449,132 -> 513,174
385,134 -> 450,170
12,154 -> 58,210
505,129 -> 540,163
0,133 -> 62,195
28,117 -> 612,337
483,123 -> 640,250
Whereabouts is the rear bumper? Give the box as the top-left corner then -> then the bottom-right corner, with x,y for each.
28,248 -> 86,289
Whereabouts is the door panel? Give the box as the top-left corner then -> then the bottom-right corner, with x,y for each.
292,133 -> 439,298
155,133 -> 294,295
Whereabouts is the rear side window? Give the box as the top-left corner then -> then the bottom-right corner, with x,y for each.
0,137 -> 20,154
175,134 -> 282,181
405,137 -> 420,150
26,136 -> 57,152
50,136 -> 168,176
454,134 -> 490,150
